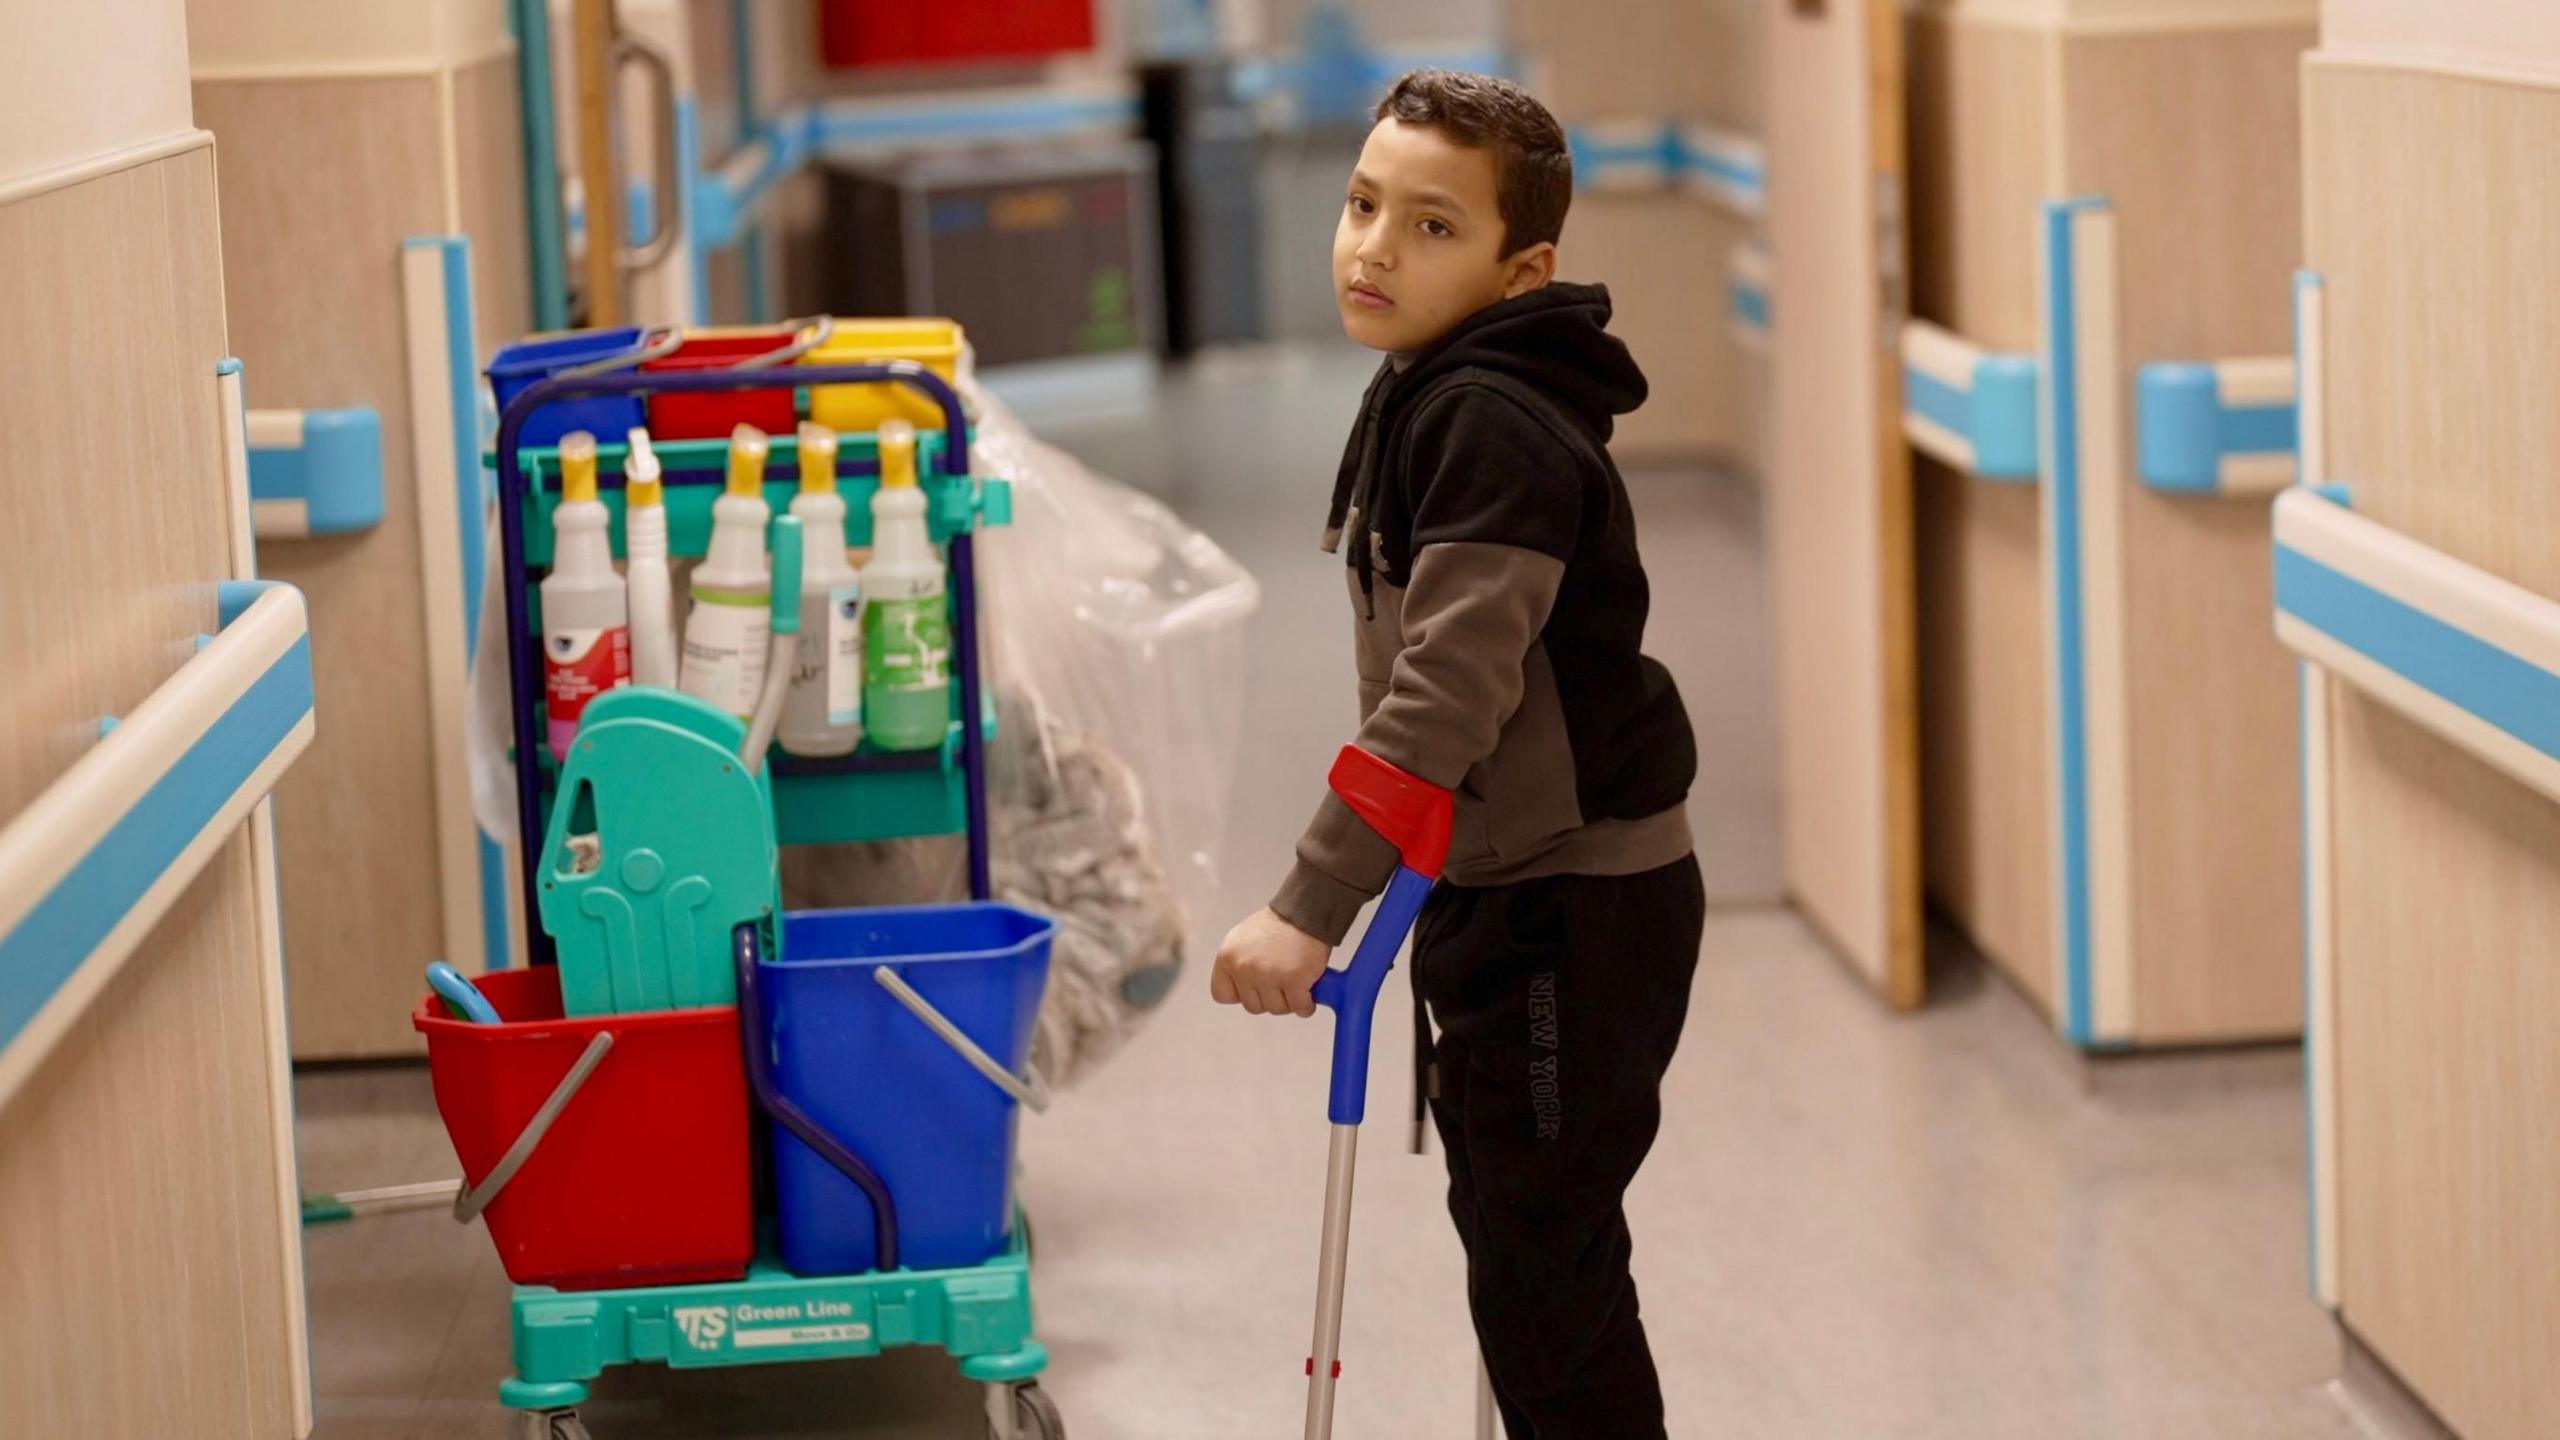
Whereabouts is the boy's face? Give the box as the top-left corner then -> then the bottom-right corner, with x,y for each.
1334,118 -> 1556,353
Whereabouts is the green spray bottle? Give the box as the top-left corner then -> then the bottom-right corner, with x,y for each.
858,420 -> 951,751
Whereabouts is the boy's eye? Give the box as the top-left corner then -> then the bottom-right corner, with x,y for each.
1348,194 -> 1375,215
1422,219 -> 1453,237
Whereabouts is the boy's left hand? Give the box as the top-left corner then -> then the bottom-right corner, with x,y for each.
1211,908 -> 1333,1017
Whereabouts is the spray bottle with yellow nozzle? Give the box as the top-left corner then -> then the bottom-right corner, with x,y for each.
679,424 -> 773,719
540,431 -> 630,752
779,423 -> 866,756
859,419 -> 951,752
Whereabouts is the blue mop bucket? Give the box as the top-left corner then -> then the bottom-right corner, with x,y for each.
762,903 -> 1056,1275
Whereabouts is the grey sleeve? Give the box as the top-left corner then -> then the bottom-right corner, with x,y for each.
1269,542 -> 1567,944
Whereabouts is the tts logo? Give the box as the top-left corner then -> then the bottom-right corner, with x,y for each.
673,1307 -> 729,1349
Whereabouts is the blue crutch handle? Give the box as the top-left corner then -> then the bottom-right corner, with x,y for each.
1312,865 -> 1437,1125
1303,745 -> 1453,1127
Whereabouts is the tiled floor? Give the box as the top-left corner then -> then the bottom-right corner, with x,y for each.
296,343 -> 2386,1438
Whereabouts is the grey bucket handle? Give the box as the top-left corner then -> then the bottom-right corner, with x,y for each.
452,1030 -> 617,1223
870,967 -> 1050,1114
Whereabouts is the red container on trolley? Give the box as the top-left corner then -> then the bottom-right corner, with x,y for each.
414,966 -> 752,1291
639,328 -> 803,439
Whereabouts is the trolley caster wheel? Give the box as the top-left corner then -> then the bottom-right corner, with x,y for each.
520,1408 -> 593,1440
983,1380 -> 1065,1440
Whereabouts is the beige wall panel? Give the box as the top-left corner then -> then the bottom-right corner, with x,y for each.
2323,0 -> 2560,76
1561,193 -> 1757,466
2305,63 -> 2560,592
1908,11 -> 2056,1011
2059,25 -> 2308,1040
186,0 -> 513,73
1766,0 -> 1922,1002
0,145 -> 298,1440
2330,699 -> 2560,1440
0,0 -> 193,186
1915,462 -> 2056,1015
0,842 -> 297,1437
196,76 -> 453,1058
1907,13 -> 2047,354
0,152 -> 234,822
2306,58 -> 2560,1439
1517,0 -> 1759,129
456,52 -> 535,347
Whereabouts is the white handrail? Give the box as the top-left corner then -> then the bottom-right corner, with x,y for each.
0,582 -> 316,1108
2274,486 -> 2560,804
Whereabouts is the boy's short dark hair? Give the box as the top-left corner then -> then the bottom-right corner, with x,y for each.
1373,69 -> 1572,257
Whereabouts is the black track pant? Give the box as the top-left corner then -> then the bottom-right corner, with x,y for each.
1415,854 -> 1705,1440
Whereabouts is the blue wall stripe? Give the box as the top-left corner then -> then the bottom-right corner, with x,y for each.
1730,282 -> 1769,332
0,636 -> 314,1051
430,239 -> 487,643
675,96 -> 711,326
1905,365 -> 1973,442
2277,546 -> 2560,760
2220,402 -> 2296,459
2044,199 -> 2098,1045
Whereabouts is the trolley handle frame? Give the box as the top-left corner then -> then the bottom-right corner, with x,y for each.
493,362 -> 990,969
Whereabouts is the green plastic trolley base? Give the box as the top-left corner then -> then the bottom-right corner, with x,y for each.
500,1221 -> 1052,1436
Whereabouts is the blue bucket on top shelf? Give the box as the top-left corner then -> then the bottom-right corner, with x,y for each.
762,903 -> 1056,1276
487,327 -> 655,447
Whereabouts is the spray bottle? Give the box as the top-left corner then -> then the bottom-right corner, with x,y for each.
860,420 -> 951,752
779,423 -> 865,756
623,427 -> 677,688
679,424 -> 772,719
541,431 -> 630,753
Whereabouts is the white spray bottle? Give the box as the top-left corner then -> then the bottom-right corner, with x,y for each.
679,424 -> 772,719
623,427 -> 677,688
860,420 -> 951,752
541,431 -> 630,752
780,423 -> 865,756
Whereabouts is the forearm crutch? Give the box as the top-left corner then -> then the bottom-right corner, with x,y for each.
1301,746 -> 1453,1440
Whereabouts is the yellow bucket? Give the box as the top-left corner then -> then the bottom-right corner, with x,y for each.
798,318 -> 967,433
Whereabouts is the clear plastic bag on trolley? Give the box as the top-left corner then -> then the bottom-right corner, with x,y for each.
961,378 -> 1261,935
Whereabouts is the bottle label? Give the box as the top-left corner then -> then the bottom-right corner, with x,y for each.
546,624 -> 631,750
827,583 -> 864,724
783,583 -> 866,741
680,597 -> 770,718
864,593 -> 949,694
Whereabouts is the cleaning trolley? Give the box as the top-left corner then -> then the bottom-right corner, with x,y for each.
418,325 -> 1067,1440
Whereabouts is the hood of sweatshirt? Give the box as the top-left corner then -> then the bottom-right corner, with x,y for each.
1324,282 -> 1646,553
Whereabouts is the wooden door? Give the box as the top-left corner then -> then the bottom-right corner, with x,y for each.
1764,0 -> 1922,1004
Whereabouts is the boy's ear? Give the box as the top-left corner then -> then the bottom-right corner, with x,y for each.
1502,242 -> 1558,299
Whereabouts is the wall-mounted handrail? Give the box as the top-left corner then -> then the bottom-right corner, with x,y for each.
247,406 -> 385,540
1902,320 -> 2039,481
1569,118 -> 1764,217
2139,356 -> 2296,497
0,581 -> 316,1108
2275,485 -> 2560,804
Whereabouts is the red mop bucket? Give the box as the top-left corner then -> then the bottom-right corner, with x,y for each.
640,327 -> 805,438
414,966 -> 753,1290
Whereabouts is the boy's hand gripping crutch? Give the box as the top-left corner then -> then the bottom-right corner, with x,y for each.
1301,746 -> 1454,1440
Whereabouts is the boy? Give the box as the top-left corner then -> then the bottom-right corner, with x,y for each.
1211,69 -> 1704,1440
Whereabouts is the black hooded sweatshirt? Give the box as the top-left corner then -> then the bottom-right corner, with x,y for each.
1271,282 -> 1698,945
